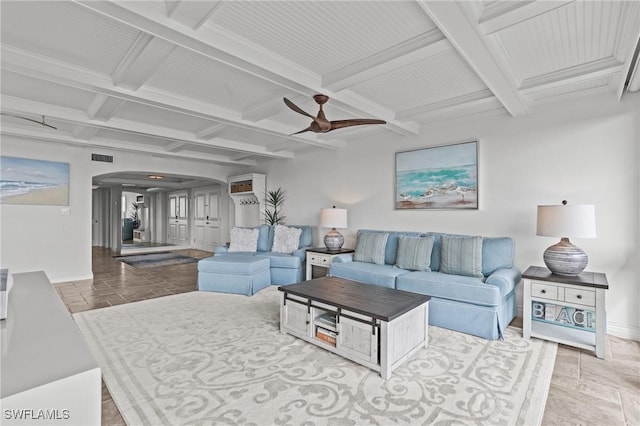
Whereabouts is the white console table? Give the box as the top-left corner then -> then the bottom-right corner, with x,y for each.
0,272 -> 101,425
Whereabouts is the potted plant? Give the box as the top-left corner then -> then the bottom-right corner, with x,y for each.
264,187 -> 286,225
130,202 -> 141,229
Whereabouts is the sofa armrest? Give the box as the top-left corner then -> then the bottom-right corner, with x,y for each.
332,253 -> 354,263
214,246 -> 229,254
485,267 -> 521,297
292,246 -> 310,261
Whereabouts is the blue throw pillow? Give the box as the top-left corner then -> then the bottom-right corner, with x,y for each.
395,236 -> 435,271
354,232 -> 389,265
440,235 -> 484,278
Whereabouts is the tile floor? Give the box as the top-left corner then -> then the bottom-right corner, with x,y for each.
54,247 -> 639,426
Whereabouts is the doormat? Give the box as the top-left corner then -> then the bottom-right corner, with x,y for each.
114,252 -> 198,268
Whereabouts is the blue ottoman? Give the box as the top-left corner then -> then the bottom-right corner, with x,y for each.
197,255 -> 271,295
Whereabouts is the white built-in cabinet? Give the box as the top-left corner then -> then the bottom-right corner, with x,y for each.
227,174 -> 266,227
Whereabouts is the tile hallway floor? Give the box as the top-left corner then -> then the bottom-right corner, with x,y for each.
54,247 -> 639,425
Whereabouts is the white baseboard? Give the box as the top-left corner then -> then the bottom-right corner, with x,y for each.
51,273 -> 94,284
607,321 -> 640,341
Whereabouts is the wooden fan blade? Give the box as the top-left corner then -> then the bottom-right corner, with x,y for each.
329,119 -> 386,131
290,126 -> 312,136
283,98 -> 315,119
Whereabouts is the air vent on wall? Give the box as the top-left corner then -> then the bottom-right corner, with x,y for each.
91,153 -> 113,163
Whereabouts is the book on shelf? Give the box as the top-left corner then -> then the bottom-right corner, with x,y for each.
531,301 -> 595,332
315,326 -> 337,346
315,312 -> 337,330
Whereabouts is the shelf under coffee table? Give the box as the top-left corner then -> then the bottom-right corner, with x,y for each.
278,276 -> 430,380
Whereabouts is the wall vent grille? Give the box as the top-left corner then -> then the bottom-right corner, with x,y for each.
91,153 -> 113,163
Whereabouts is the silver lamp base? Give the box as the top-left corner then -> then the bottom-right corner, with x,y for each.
543,237 -> 588,276
324,228 -> 344,251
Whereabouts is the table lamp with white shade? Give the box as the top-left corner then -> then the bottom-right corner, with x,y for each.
320,206 -> 347,251
536,201 -> 596,276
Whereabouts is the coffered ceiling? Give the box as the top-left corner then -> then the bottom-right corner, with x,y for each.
2,1 -> 639,168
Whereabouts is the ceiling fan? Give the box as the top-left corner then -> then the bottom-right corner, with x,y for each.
283,94 -> 386,135
0,112 -> 57,130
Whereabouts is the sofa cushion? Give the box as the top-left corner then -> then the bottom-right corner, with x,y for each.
396,271 -> 502,307
197,255 -> 269,274
255,225 -> 271,252
228,227 -> 259,252
330,261 -> 408,289
395,235 -> 435,271
258,252 -> 302,269
482,237 -> 515,276
440,235 -> 484,278
353,232 -> 389,265
271,225 -> 302,254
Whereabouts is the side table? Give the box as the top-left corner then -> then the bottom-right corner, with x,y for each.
522,265 -> 608,358
305,247 -> 355,280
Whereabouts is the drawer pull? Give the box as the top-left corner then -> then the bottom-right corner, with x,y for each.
577,295 -> 582,299
540,289 -> 546,294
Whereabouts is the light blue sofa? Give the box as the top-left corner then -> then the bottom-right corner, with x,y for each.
329,229 -> 520,340
210,224 -> 313,286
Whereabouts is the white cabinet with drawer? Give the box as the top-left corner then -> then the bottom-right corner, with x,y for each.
523,266 -> 608,359
305,248 -> 355,280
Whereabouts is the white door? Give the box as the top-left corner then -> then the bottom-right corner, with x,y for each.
194,188 -> 221,252
168,192 -> 189,245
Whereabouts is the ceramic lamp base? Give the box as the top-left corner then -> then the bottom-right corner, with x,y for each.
324,228 -> 344,251
543,237 -> 588,276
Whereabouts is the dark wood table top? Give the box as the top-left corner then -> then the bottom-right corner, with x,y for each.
522,266 -> 608,289
278,276 -> 430,322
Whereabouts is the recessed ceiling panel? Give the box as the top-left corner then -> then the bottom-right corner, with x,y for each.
113,101 -> 214,133
1,1 -> 140,75
94,128 -> 170,148
350,50 -> 488,111
1,71 -> 96,111
144,47 -> 287,111
209,1 -> 437,75
495,2 -> 624,82
525,76 -> 612,103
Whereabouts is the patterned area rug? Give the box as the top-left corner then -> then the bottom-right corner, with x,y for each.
114,252 -> 198,268
74,287 -> 556,426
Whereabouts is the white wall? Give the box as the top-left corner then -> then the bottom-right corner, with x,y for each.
0,136 -> 238,282
257,92 -> 640,340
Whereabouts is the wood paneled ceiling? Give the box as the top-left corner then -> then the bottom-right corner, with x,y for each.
2,1 -> 639,168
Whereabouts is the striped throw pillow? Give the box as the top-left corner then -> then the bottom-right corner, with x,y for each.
353,232 -> 389,265
395,236 -> 435,271
440,235 -> 484,278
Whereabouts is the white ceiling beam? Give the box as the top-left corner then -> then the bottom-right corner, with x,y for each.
196,123 -> 226,140
87,93 -> 125,121
1,126 -> 257,166
111,33 -> 175,90
323,31 -> 452,92
2,95 -> 295,160
2,46 -> 343,151
397,89 -> 494,119
165,141 -> 188,152
72,125 -> 99,140
167,0 -> 222,30
417,0 -> 529,117
615,2 -> 640,98
520,57 -> 624,94
242,98 -> 284,122
479,1 -> 575,35
74,0 -> 416,136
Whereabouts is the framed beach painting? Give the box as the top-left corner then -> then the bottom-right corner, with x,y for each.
395,140 -> 478,210
0,156 -> 70,206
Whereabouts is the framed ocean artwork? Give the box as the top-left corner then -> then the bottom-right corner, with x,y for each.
395,140 -> 478,210
0,156 -> 70,206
